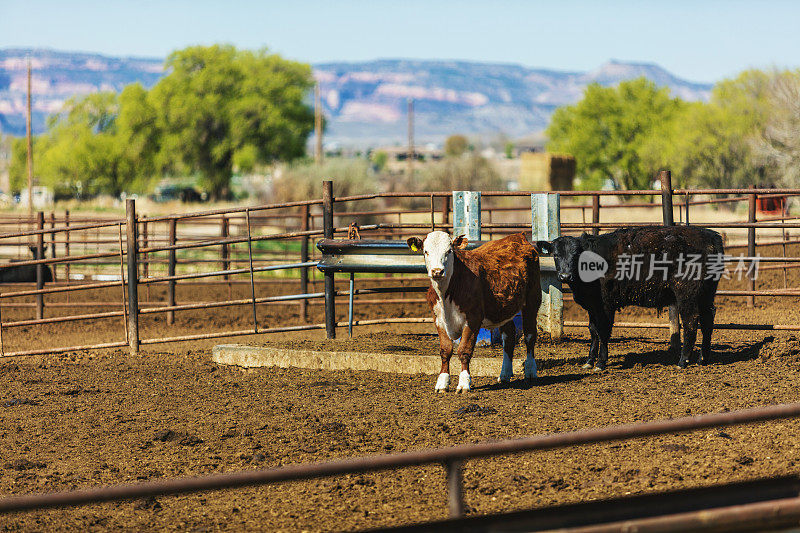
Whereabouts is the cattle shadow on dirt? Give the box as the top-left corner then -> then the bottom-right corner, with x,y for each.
707,337 -> 775,365
534,335 -> 671,371
617,347 -> 677,368
616,337 -> 773,369
384,345 -> 416,352
536,335 -> 677,370
540,333 -> 666,346
539,355 -> 589,370
475,372 -> 586,391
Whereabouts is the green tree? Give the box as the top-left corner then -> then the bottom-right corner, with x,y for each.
0,134 -> 11,186
270,159 -> 379,220
8,136 -> 28,193
10,89 -> 161,197
150,45 -> 315,199
750,70 -> 800,186
504,141 -> 515,159
546,78 -> 687,190
642,70 -> 774,189
10,92 -> 119,196
444,134 -> 469,157
116,83 -> 161,192
371,150 -> 388,172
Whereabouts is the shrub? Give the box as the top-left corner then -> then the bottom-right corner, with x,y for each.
418,154 -> 503,192
269,159 -> 381,223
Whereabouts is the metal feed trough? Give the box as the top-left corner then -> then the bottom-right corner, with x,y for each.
316,191 -> 564,339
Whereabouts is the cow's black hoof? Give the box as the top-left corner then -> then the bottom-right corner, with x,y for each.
678,360 -> 689,369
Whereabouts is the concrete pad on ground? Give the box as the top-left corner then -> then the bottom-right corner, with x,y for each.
212,344 -> 524,377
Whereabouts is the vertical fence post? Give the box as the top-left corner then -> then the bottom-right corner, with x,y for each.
117,223 -> 129,345
323,180 -> 336,339
748,187 -> 757,308
348,273 -> 355,338
453,191 -> 481,241
167,218 -> 177,326
221,215 -> 231,299
220,215 -> 230,279
782,213 -> 788,289
125,199 -> 140,354
659,170 -> 680,350
300,204 -> 310,322
532,193 -> 563,340
141,217 -> 149,302
429,194 -> 435,231
64,210 -> 70,289
82,221 -> 87,282
245,209 -> 258,334
49,212 -> 56,282
660,170 -> 674,226
592,194 -> 600,236
441,195 -> 451,227
35,211 -> 44,320
685,192 -> 690,226
446,459 -> 465,518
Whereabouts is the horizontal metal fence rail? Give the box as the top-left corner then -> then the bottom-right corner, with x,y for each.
0,402 -> 799,519
0,317 -> 430,358
1,181 -> 800,357
556,496 -> 800,533
140,200 -> 324,223
382,475 -> 800,532
0,219 -> 125,240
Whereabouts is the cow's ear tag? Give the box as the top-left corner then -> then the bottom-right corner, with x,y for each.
407,237 -> 424,252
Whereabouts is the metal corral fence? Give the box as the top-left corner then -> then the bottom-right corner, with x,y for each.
2,171 -> 800,356
3,402 -> 800,532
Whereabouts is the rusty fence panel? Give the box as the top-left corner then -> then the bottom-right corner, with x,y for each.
1,185 -> 800,358
1,402 -> 800,522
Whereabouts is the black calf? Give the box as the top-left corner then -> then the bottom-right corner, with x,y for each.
0,246 -> 53,283
539,226 -> 723,370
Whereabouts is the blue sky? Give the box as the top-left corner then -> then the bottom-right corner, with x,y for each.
1,0 -> 799,83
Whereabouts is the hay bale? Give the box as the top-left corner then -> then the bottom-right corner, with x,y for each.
519,152 -> 575,191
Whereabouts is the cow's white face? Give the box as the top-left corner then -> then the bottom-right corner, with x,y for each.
423,231 -> 454,281
407,231 -> 467,284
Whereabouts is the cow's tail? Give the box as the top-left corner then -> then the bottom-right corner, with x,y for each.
526,247 -> 543,296
702,230 -> 725,300
712,231 -> 724,256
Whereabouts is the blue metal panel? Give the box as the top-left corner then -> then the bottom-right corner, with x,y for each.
453,191 -> 481,241
532,192 -> 560,241
532,193 -> 563,340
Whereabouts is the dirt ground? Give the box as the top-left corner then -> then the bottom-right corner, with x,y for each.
1,246 -> 800,531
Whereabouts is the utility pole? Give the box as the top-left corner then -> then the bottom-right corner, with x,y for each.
407,98 -> 414,182
26,57 -> 34,216
315,83 -> 323,166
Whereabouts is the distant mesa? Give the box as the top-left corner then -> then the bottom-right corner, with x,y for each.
0,49 -> 712,145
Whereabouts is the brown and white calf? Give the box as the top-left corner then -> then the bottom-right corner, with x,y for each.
407,231 -> 542,392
